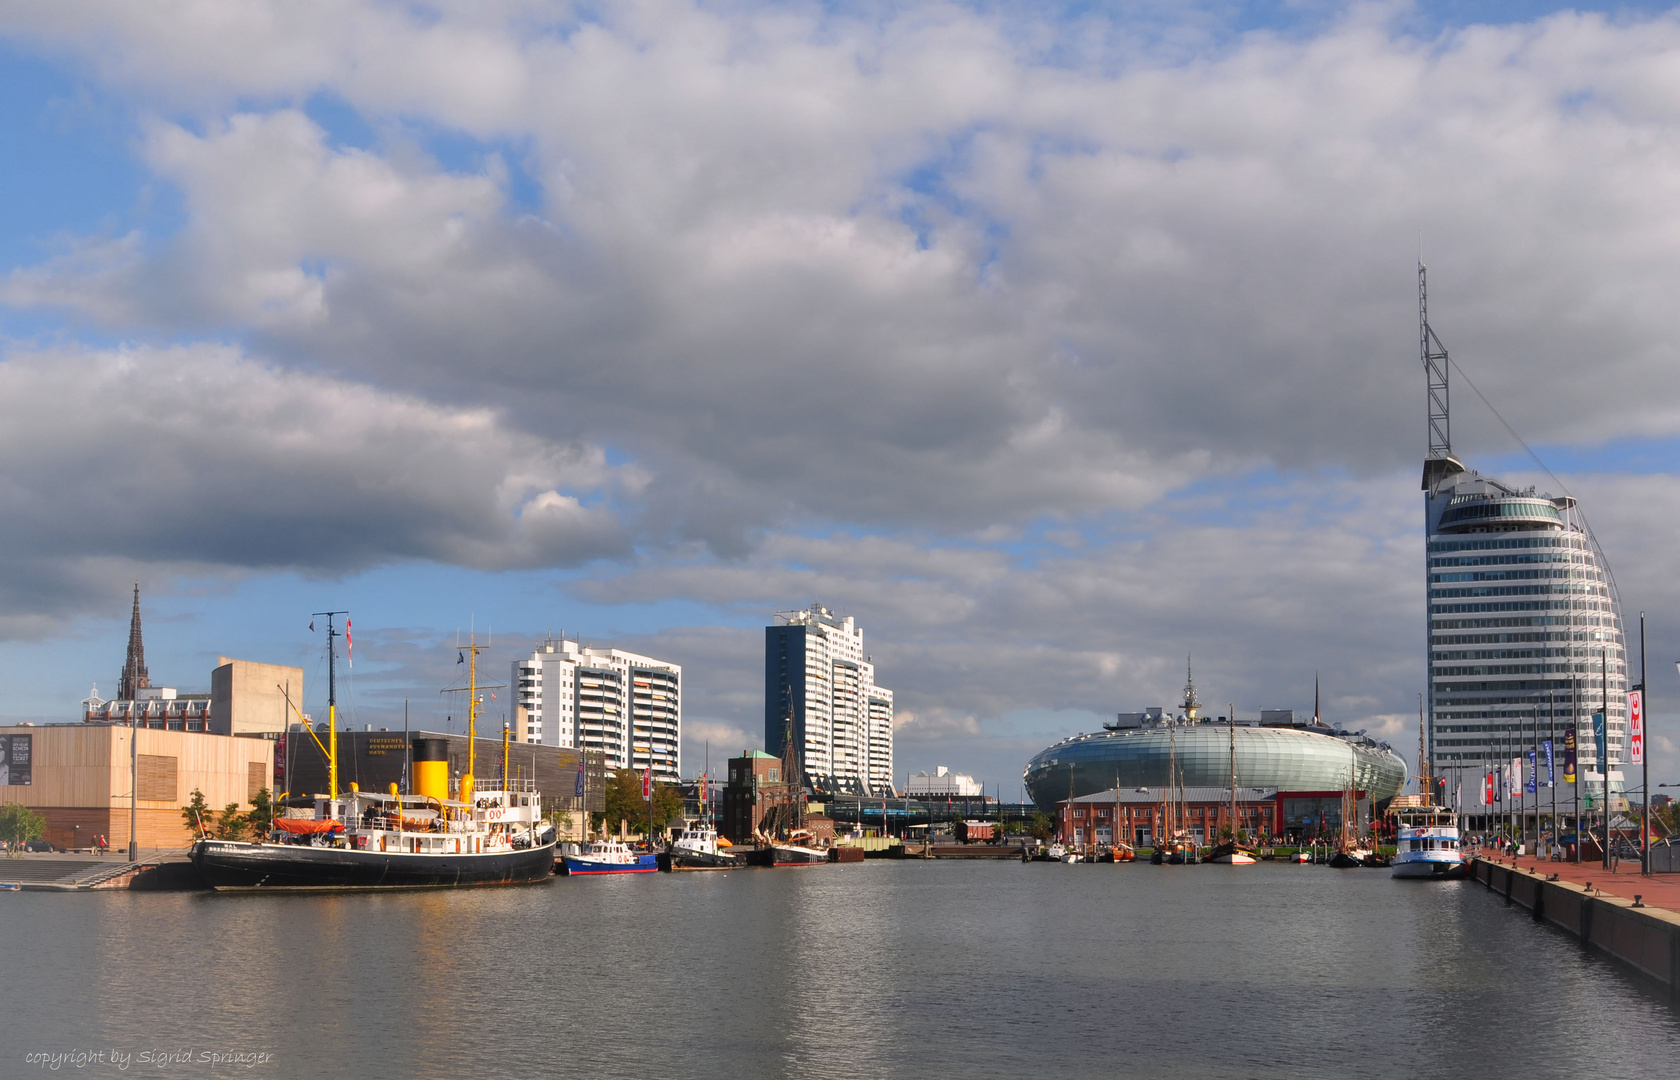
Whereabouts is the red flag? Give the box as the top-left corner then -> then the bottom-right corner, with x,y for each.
642,769 -> 651,799
346,619 -> 353,668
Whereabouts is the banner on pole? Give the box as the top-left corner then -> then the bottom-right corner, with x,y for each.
1593,712 -> 1608,769
1544,739 -> 1554,786
1482,772 -> 1494,806
1526,750 -> 1537,795
1563,727 -> 1577,784
1629,690 -> 1644,766
642,768 -> 652,799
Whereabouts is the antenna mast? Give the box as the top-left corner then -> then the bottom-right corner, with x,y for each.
1420,264 -> 1465,491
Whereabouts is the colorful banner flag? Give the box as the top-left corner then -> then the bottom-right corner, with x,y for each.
642,768 -> 651,799
1544,739 -> 1554,786
1526,750 -> 1537,795
1629,690 -> 1644,766
346,618 -> 353,668
1593,712 -> 1607,768
1563,727 -> 1577,785
1482,772 -> 1494,806
574,761 -> 585,799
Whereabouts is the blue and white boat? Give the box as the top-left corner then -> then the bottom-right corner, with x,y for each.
1391,805 -> 1468,879
560,839 -> 659,876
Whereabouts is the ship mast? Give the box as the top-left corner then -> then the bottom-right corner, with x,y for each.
442,634 -> 505,802
312,611 -> 348,800
1229,703 -> 1238,842
1418,693 -> 1432,806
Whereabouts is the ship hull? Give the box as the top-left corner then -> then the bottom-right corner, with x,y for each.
1391,855 -> 1468,879
191,839 -> 558,890
560,853 -> 660,875
660,849 -> 742,871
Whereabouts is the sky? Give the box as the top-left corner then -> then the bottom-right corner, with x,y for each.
5,0 -> 1680,801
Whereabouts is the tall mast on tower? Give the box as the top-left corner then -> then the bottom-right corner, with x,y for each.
1420,264 -> 1465,491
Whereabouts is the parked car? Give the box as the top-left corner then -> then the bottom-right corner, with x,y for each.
24,839 -> 57,853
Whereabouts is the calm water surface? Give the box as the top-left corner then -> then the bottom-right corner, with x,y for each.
5,861 -> 1678,1079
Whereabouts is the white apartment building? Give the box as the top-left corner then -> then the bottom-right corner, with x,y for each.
512,636 -> 681,782
765,604 -> 895,796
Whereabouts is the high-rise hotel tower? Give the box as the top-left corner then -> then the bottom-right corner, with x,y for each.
1421,266 -> 1627,805
765,604 -> 895,796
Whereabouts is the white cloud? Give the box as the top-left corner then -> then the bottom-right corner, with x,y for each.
0,342 -> 631,635
7,4 -> 1680,781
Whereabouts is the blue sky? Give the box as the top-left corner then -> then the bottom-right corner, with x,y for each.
4,1 -> 1680,799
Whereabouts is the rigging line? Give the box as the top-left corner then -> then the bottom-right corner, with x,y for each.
1444,353 -> 1570,500
1445,352 -> 1624,603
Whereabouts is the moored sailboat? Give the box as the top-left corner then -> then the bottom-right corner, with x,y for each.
1206,704 -> 1259,865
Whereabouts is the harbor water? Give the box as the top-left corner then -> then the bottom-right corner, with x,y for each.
6,860 -> 1680,1079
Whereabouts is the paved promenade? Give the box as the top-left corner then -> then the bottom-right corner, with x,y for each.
1494,848 -> 1680,911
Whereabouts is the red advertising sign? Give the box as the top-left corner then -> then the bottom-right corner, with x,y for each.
642,769 -> 651,799
1629,690 -> 1644,766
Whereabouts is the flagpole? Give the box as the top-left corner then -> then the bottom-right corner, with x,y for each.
1602,649 -> 1610,871
1640,611 -> 1649,877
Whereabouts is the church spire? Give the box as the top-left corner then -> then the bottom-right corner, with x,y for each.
119,583 -> 150,700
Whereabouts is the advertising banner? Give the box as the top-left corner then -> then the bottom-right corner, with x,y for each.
1544,739 -> 1554,786
1482,772 -> 1494,806
1564,727 -> 1577,784
1593,712 -> 1608,769
1526,750 -> 1537,795
0,733 -> 30,786
1629,690 -> 1644,766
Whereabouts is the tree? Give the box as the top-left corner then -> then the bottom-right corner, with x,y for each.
182,789 -> 214,839
597,769 -> 642,837
1028,811 -> 1053,842
216,803 -> 249,842
0,803 -> 46,853
247,788 -> 274,838
593,769 -> 686,838
650,782 -> 684,834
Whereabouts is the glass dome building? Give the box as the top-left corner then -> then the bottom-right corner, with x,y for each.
1023,720 -> 1407,814
1022,673 -> 1406,814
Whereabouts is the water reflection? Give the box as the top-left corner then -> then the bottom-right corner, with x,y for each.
4,864 -> 1680,1079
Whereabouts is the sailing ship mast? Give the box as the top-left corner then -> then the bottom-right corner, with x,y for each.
1418,693 -> 1432,806
1228,702 -> 1238,842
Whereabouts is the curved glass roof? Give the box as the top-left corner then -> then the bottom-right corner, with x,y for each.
1023,723 -> 1407,813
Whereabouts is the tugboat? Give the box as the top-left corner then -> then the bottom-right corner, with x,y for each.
192,621 -> 556,889
662,776 -> 743,871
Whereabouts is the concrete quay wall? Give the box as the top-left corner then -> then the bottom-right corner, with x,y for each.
1473,857 -> 1680,994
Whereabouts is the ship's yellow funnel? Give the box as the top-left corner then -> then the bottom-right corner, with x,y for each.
412,737 -> 449,802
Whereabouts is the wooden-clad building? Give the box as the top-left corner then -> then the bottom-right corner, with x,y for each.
0,723 -> 274,851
